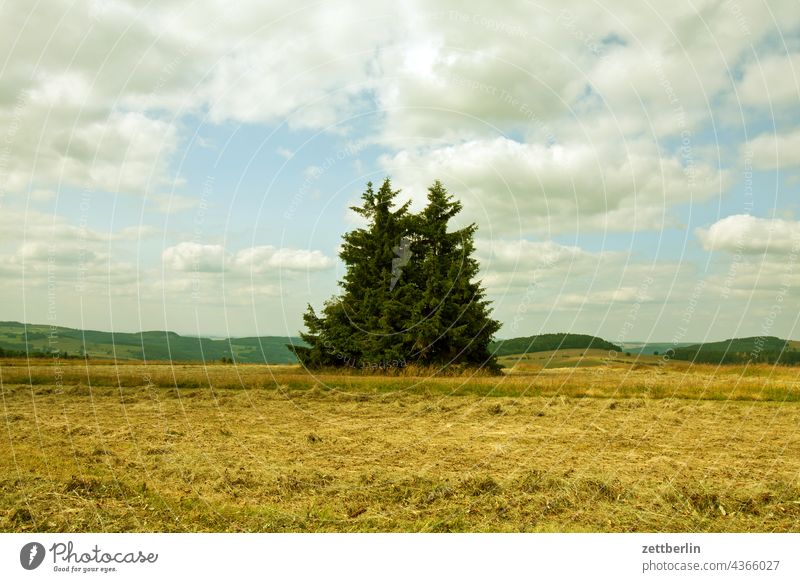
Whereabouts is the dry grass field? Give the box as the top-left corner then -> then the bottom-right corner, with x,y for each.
1,355 -> 799,532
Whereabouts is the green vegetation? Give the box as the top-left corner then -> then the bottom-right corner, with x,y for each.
4,318 -> 799,371
0,321 -> 302,363
670,336 -> 800,365
293,179 -> 500,371
0,345 -> 82,360
490,333 -> 621,357
619,342 -> 695,355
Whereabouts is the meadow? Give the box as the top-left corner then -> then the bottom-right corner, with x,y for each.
1,352 -> 799,532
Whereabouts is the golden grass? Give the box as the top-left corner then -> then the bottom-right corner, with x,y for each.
1,358 -> 799,532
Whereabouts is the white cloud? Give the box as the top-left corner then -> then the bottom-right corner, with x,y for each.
18,241 -> 105,266
372,1 -> 800,146
696,214 -> 800,254
231,246 -> 335,272
162,242 -> 227,272
0,102 -> 179,196
737,53 -> 800,111
745,128 -> 800,170
60,112 -> 180,194
558,286 -> 655,307
477,238 -> 601,287
477,239 -> 666,305
162,242 -> 335,273
0,207 -> 157,249
384,137 -> 725,233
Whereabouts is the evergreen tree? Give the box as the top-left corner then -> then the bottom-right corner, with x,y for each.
409,181 -> 500,369
291,178 -> 500,372
291,178 -> 415,368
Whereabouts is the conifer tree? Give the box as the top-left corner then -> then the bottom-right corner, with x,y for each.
291,178 -> 415,368
409,181 -> 500,369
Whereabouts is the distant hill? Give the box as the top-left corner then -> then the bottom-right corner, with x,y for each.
490,333 -> 621,357
0,321 -> 304,364
619,342 -> 695,355
6,321 -> 794,367
669,336 -> 800,365
0,324 -> 622,365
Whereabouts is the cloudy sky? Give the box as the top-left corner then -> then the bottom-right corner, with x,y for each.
1,0 -> 799,342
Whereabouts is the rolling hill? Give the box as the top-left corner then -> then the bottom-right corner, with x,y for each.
4,321 -> 796,367
668,336 -> 800,365
490,333 -> 622,357
1,323 -> 627,365
618,341 -> 695,355
0,321 -> 304,364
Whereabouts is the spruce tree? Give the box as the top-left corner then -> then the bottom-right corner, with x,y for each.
291,178 -> 415,369
410,181 -> 500,369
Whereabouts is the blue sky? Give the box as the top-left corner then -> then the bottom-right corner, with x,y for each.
1,0 -> 799,342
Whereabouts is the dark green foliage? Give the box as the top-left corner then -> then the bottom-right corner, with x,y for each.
0,345 -> 82,359
409,181 -> 500,368
490,333 -> 621,356
292,178 -> 501,372
292,179 -> 415,369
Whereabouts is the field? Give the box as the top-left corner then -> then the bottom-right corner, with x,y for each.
1,353 -> 799,532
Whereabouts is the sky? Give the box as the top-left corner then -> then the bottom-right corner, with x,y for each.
0,0 -> 799,342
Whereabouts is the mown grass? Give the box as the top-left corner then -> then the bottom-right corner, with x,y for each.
1,355 -> 799,401
1,358 -> 799,532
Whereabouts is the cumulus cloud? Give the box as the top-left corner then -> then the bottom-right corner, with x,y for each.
0,100 -> 180,196
696,215 -> 800,254
373,1 -> 800,144
737,53 -> 800,112
18,241 -> 105,266
558,286 -> 656,307
745,128 -> 800,170
231,246 -> 334,272
384,137 -> 725,233
162,242 -> 334,273
477,238 -> 604,289
162,242 -> 227,272
0,208 -> 157,254
473,236 -> 711,342
0,1 -> 383,199
478,239 -> 672,297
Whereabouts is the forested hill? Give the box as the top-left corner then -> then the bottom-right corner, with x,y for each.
0,321 -> 303,364
669,336 -> 800,365
489,333 -> 622,357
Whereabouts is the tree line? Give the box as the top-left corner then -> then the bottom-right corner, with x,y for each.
0,346 -> 84,359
